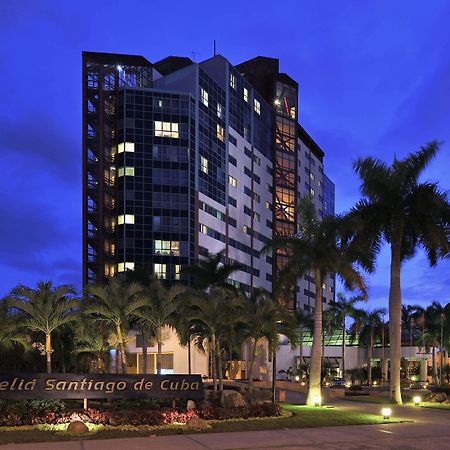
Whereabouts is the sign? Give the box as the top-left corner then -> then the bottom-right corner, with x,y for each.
0,373 -> 204,400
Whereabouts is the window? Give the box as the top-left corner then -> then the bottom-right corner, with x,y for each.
310,172 -> 315,180
118,214 -> 135,225
118,262 -> 135,272
229,155 -> 237,166
118,142 -> 135,153
200,223 -> 208,234
175,265 -> 181,280
154,121 -> 179,138
310,187 -> 315,196
228,196 -> 237,207
200,156 -> 208,174
230,73 -> 236,89
200,88 -> 209,107
228,134 -> 237,146
216,124 -> 224,141
254,99 -> 261,115
243,87 -> 249,102
228,175 -> 237,187
118,166 -> 135,177
265,201 -> 272,210
253,212 -> 260,222
154,263 -> 167,279
217,103 -> 223,118
154,240 -> 180,256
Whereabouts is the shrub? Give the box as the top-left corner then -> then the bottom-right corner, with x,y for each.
431,386 -> 450,395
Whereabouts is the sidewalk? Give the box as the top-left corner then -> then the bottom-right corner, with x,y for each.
2,401 -> 450,449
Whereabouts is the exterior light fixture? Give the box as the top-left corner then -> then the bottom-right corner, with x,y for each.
274,99 -> 281,106
345,382 -> 351,388
301,381 -> 306,386
381,407 -> 392,419
117,65 -> 123,71
413,396 -> 421,406
313,395 -> 321,407
295,375 -> 300,382
373,381 -> 378,386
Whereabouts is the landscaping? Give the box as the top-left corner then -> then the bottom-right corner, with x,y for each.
0,402 -> 407,445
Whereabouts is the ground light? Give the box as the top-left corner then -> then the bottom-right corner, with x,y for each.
295,375 -> 300,382
413,395 -> 421,406
381,407 -> 392,420
313,395 -> 321,407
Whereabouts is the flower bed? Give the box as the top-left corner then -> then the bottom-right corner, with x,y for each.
0,399 -> 281,427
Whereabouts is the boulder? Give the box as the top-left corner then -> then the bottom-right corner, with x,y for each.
186,417 -> 210,430
221,390 -> 248,408
186,400 -> 196,410
425,392 -> 447,403
67,420 -> 89,434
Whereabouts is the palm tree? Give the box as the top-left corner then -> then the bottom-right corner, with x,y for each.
242,289 -> 283,391
133,279 -> 187,374
292,308 -> 313,378
187,249 -> 240,291
0,298 -> 29,353
84,277 -> 145,374
189,287 -> 243,391
75,329 -> 112,373
266,196 -> 367,405
350,142 -> 450,403
358,308 -> 387,386
328,293 -> 364,382
7,281 -> 77,373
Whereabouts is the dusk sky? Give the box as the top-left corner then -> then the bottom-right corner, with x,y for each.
0,0 -> 449,312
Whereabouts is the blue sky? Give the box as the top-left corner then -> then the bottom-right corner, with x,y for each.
0,0 -> 449,311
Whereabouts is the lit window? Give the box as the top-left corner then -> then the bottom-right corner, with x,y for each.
200,224 -> 208,234
243,225 -> 249,233
310,172 -> 315,180
118,142 -> 135,153
310,188 -> 315,196
230,73 -> 236,89
228,175 -> 237,187
200,88 -> 209,107
253,212 -> 260,222
243,87 -> 249,102
118,262 -> 135,272
217,124 -> 224,141
154,240 -> 180,256
200,156 -> 208,174
217,103 -> 223,119
118,214 -> 135,225
118,167 -> 135,177
265,201 -> 272,210
154,121 -> 179,138
322,283 -> 326,290
254,99 -> 261,115
175,264 -> 181,280
154,263 -> 167,279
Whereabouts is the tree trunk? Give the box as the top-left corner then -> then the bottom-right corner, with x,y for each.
142,330 -> 148,374
217,343 -> 224,392
342,317 -> 346,382
157,336 -> 162,375
188,340 -> 192,374
211,334 -> 217,391
307,268 -> 323,406
271,346 -> 277,404
45,333 -> 52,374
432,345 -> 438,385
299,328 -> 303,377
368,327 -> 374,386
248,338 -> 258,392
381,323 -> 386,386
116,325 -> 128,374
389,243 -> 403,404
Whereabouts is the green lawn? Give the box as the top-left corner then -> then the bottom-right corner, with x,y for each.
342,393 -> 414,404
420,402 -> 450,410
0,404 -> 408,446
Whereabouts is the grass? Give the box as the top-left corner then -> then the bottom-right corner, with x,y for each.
0,404 -> 408,445
420,402 -> 450,410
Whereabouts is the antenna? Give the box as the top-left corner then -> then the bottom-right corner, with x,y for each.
190,51 -> 200,62
214,40 -> 216,56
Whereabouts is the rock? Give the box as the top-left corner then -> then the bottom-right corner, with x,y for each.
67,420 -> 89,434
186,417 -> 210,430
187,400 -> 196,410
221,390 -> 248,408
425,392 -> 447,403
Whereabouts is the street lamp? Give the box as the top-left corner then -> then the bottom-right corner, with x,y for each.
413,395 -> 421,406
